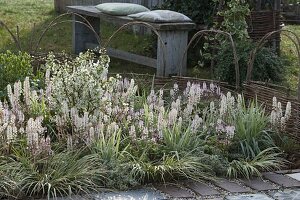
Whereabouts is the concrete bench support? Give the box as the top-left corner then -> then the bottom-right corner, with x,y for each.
67,6 -> 195,77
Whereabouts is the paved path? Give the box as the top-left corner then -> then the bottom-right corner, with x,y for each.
42,169 -> 300,200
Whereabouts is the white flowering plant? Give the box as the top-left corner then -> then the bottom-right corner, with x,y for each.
0,51 -> 293,199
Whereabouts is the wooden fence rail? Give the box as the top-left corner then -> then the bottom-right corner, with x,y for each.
54,0 -> 165,13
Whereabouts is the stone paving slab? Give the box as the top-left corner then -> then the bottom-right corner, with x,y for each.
240,177 -> 278,191
263,172 -> 300,188
225,193 -> 273,200
287,173 -> 300,181
268,188 -> 300,200
94,188 -> 166,200
184,180 -> 221,196
214,178 -> 251,193
154,184 -> 194,198
38,195 -> 90,200
276,169 -> 300,174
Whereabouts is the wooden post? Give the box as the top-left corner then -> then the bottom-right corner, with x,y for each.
274,0 -> 281,54
72,14 -> 100,54
274,0 -> 280,10
157,30 -> 189,77
256,0 -> 261,10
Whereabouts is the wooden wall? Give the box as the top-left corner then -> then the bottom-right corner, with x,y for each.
54,0 -> 165,13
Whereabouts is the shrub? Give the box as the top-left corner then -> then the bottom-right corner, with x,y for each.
0,51 -> 33,98
161,0 -> 217,25
214,41 -> 284,85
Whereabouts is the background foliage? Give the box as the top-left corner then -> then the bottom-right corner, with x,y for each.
161,0 -> 217,25
0,51 -> 33,98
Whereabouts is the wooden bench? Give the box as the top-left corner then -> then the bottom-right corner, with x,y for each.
67,6 -> 195,77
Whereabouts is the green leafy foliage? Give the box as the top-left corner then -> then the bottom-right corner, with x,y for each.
0,51 -> 33,97
161,0 -> 217,25
218,0 -> 250,40
214,41 -> 284,85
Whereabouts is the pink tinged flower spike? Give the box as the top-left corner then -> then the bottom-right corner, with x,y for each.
0,123 -> 8,134
225,92 -> 234,109
219,94 -> 227,117
203,82 -> 207,91
216,86 -> 221,96
88,127 -> 95,145
10,114 -> 16,125
23,77 -> 30,106
157,108 -> 166,132
103,114 -> 109,123
67,135 -> 73,150
6,125 -> 13,144
270,110 -> 277,126
170,89 -> 175,100
159,89 -> 164,98
141,127 -> 148,140
45,81 -> 52,102
7,84 -> 14,107
3,108 -> 10,124
158,89 -> 164,108
171,98 -> 181,111
148,111 -> 154,125
26,118 -> 36,147
95,122 -> 104,139
129,125 -> 136,140
19,127 -> 25,134
225,125 -> 235,139
107,122 -> 119,137
209,83 -> 215,92
173,83 -> 179,93
13,81 -> 21,106
45,69 -> 51,85
126,115 -> 132,122
277,102 -> 282,119
272,97 -> 277,108
178,117 -> 183,127
147,90 -> 156,105
284,102 -> 291,120
216,119 -> 226,133
138,120 -> 144,130
183,103 -> 193,119
183,82 -> 191,97
237,94 -> 243,109
16,110 -> 25,124
191,114 -> 203,133
31,90 -> 38,103
168,108 -> 178,126
83,112 -> 89,127
45,136 -> 53,155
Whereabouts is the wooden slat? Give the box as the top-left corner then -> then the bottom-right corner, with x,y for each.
86,43 -> 157,68
66,6 -> 195,31
107,48 -> 157,68
61,0 -> 165,10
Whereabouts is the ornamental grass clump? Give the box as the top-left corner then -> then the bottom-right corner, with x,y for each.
0,75 -> 108,199
0,51 -> 292,199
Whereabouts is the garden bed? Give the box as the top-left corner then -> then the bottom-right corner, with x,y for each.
0,51 -> 298,199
